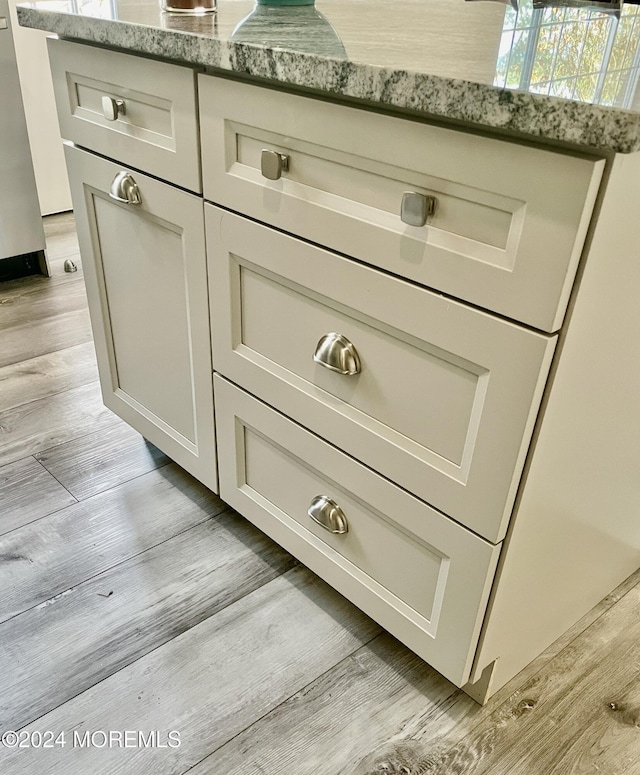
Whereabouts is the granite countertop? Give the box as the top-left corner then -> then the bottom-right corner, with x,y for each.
17,0 -> 640,152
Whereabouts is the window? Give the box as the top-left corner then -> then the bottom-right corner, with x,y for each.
495,3 -> 640,107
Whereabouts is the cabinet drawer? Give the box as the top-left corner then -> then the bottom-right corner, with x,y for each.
215,375 -> 500,686
207,206 -> 556,543
49,38 -> 200,192
199,75 -> 603,332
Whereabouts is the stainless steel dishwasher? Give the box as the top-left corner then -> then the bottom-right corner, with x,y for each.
0,0 -> 47,279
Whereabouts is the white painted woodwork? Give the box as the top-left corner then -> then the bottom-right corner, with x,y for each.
7,0 -> 71,214
64,145 -> 217,492
199,76 -> 604,332
206,206 -> 556,543
215,376 -> 500,686
46,38 -> 640,702
48,38 -> 201,193
470,150 -> 640,694
3,208 -> 640,769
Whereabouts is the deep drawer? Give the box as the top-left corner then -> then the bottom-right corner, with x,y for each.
206,205 -> 556,543
199,75 -> 604,332
215,375 -> 500,686
48,38 -> 200,193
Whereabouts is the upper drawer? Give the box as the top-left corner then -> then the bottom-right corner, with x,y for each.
207,206 -> 557,544
48,39 -> 201,193
199,75 -> 604,332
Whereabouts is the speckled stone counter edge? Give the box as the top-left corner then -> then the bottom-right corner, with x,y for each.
17,6 -> 640,154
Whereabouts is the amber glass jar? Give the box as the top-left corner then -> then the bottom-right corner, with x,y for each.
160,0 -> 216,14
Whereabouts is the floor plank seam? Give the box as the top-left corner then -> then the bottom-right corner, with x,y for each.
0,456 -> 77,535
0,273 -> 79,299
0,268 -> 83,295
4,522 -> 298,736
0,507 -> 80,540
34,453 -> 174,503
0,505 -> 234,627
24,455 -> 79,509
0,399 -> 118,470
22,411 -> 120,461
177,628 -> 387,775
0,345 -> 94,374
0,360 -> 99,416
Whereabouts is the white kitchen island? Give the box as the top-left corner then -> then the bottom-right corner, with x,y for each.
18,0 -> 640,702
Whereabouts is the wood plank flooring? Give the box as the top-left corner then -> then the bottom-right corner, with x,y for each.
0,212 -> 639,774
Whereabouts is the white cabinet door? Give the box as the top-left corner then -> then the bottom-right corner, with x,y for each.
66,145 -> 217,492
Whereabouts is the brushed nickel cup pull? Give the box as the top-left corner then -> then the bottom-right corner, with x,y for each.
109,172 -> 142,205
308,495 -> 349,535
401,191 -> 438,227
261,149 -> 289,180
101,95 -> 126,122
313,332 -> 361,376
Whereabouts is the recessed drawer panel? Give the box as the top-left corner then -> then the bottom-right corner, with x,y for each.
199,75 -> 604,332
48,38 -> 200,192
207,206 -> 557,543
215,375 -> 500,686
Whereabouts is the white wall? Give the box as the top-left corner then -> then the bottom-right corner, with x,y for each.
8,0 -> 72,216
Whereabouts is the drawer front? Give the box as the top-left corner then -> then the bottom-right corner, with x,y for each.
199,75 -> 604,332
48,38 -> 200,193
215,375 -> 500,686
207,206 -> 556,543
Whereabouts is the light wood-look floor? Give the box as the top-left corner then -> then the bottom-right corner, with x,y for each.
1,212 -> 639,774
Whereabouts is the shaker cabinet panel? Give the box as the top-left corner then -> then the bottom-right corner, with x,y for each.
215,375 -> 500,686
49,38 -> 201,192
206,205 -> 556,543
199,75 -> 604,332
65,145 -> 217,492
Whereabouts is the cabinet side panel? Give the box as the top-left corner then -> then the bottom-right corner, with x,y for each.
473,153 -> 640,693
